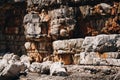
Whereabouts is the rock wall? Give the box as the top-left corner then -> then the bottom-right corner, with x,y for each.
0,0 -> 120,65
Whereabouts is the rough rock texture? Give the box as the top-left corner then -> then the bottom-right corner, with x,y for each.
50,62 -> 68,76
53,38 -> 84,54
29,61 -> 68,76
0,0 -> 120,80
80,52 -> 120,65
0,53 -> 26,79
0,53 -> 69,80
29,62 -> 42,73
29,61 -> 53,74
81,34 -> 120,52
20,55 -> 31,68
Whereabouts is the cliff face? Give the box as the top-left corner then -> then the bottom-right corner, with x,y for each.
25,0 -> 120,38
0,0 -> 120,64
1,1 -> 120,80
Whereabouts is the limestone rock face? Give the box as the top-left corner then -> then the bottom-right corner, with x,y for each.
23,12 -> 42,38
93,58 -> 120,66
0,0 -> 120,76
80,52 -> 97,64
80,52 -> 120,65
53,38 -> 84,54
82,34 -> 119,52
20,55 -> 31,68
52,38 -> 84,64
81,36 -> 95,52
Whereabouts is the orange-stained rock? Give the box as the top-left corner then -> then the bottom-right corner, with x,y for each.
73,54 -> 80,65
54,54 -> 74,65
24,42 -> 51,62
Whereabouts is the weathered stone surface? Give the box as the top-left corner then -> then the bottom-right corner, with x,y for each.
81,36 -> 95,52
52,38 -> 84,65
49,6 -> 76,39
80,52 -> 96,64
0,59 -> 8,72
20,55 -> 31,68
54,54 -> 73,65
23,12 -> 40,24
0,62 -> 25,77
116,38 -> 120,51
50,62 -> 68,76
93,58 -> 120,66
1,2 -> 120,80
82,34 -> 120,52
24,41 -> 52,62
40,61 -> 53,74
0,53 -> 27,78
29,61 -> 68,76
73,54 -> 80,64
53,38 -> 84,54
29,62 -> 42,73
23,12 -> 42,39
92,34 -> 118,48
80,52 -> 120,65
0,60 -> 26,77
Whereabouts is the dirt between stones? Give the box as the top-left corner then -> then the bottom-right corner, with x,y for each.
18,65 -> 120,80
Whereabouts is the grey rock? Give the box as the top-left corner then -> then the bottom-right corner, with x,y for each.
50,24 -> 60,35
93,58 -> 120,66
2,53 -> 20,63
24,23 -> 41,37
113,72 -> 120,80
23,12 -> 40,24
80,52 -> 120,65
50,62 -> 68,76
20,55 -> 31,68
29,62 -> 42,73
3,53 -> 14,61
99,3 -> 111,13
92,34 -> 118,48
116,38 -> 120,51
53,38 -> 84,54
0,53 -> 26,78
0,61 -> 26,77
82,34 -> 119,52
81,36 -> 95,52
0,59 -> 8,72
80,52 -> 97,64
40,61 -> 53,74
